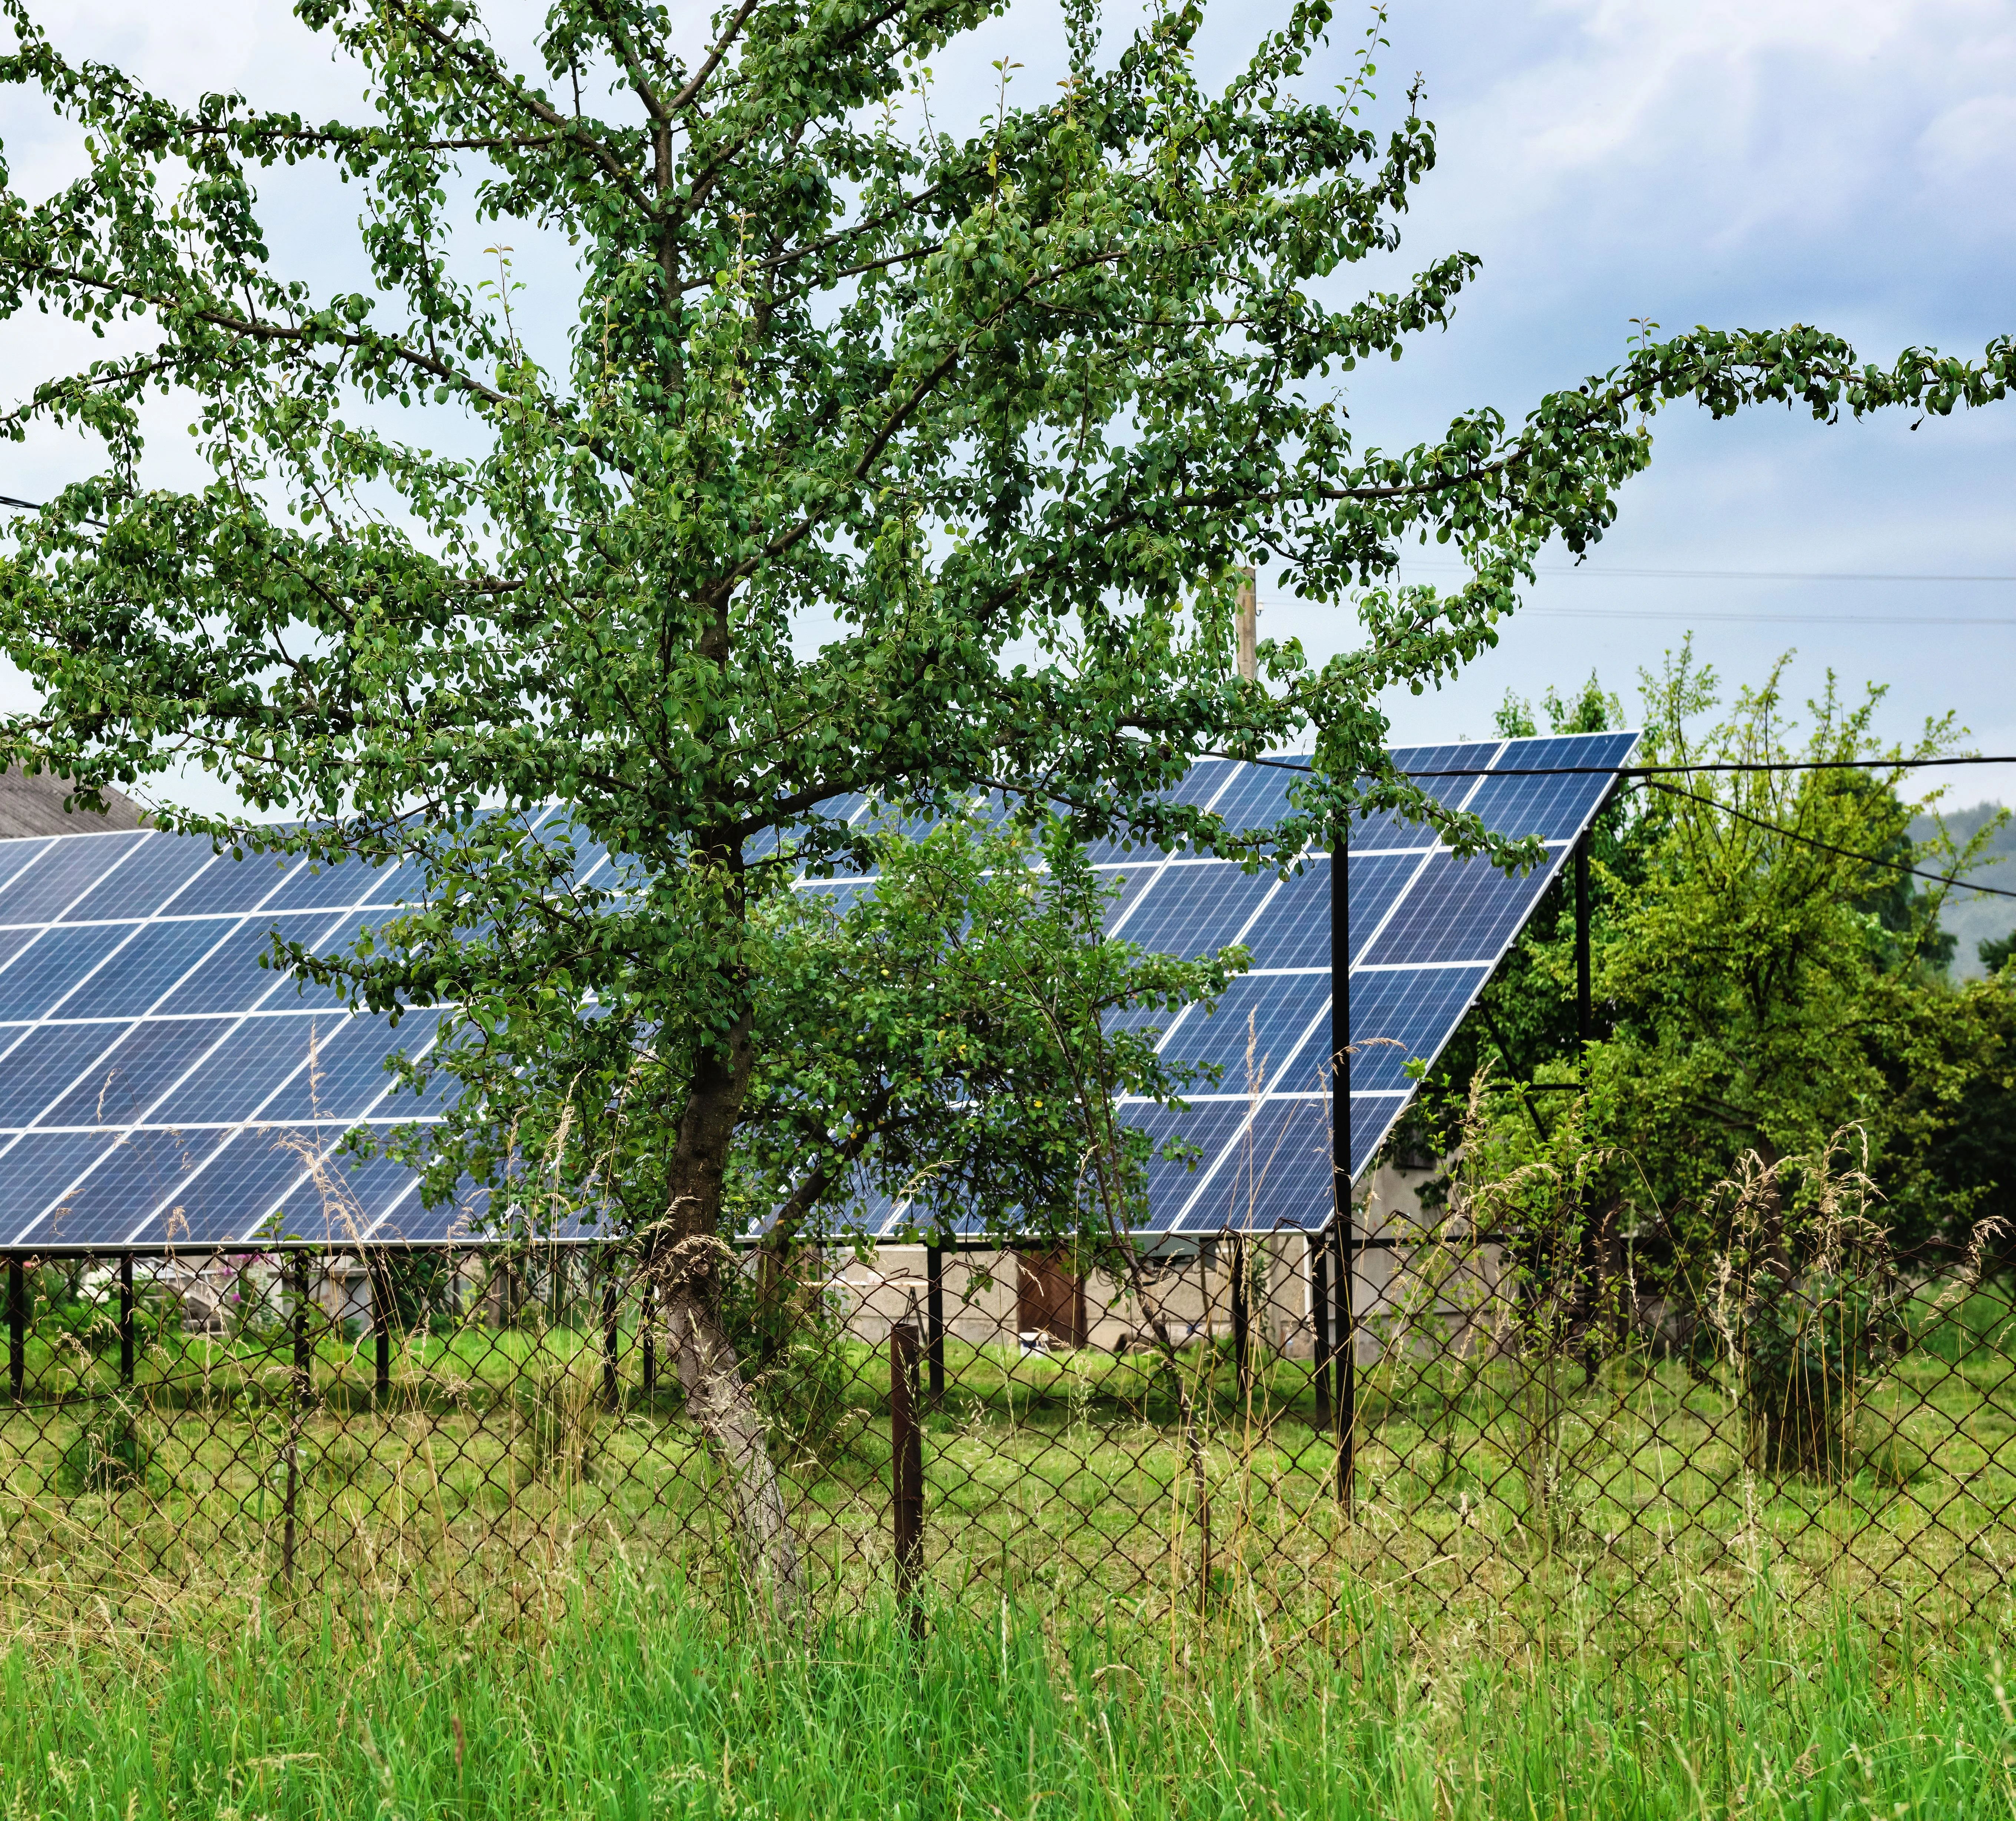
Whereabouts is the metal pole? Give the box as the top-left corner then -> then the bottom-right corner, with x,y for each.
1331,819 -> 1355,1513
371,1252 -> 391,1403
119,1251 -> 135,1386
1231,1234 -> 1250,1402
1235,566 -> 1257,683
1310,1235 -> 1331,1429
293,1255 -> 312,1378
1575,832 -> 1592,1065
642,1282 -> 657,1397
602,1274 -> 620,1411
283,1253 -> 309,1586
7,1261 -> 24,1402
890,1321 -> 924,1635
925,1240 -> 945,1410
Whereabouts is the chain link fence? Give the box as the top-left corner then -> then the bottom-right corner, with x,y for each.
3,1207 -> 2013,1655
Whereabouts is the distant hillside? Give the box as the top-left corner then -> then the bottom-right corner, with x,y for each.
1910,801 -> 2016,977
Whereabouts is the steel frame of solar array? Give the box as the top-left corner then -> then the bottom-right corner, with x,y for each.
832,728 -> 1639,1241
0,730 -> 1633,1255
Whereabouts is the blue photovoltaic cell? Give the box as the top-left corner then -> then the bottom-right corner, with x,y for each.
260,1012 -> 428,1121
0,924 -> 135,1021
1160,973 -> 1328,1084
0,727 -> 1635,1249
1347,743 -> 1481,852
1238,854 -> 1420,971
41,1127 -> 225,1248
0,839 -> 52,900
1345,966 -> 1493,1092
0,832 -> 147,925
1095,867 -> 1156,933
55,918 -> 231,1020
316,1146 -> 429,1239
265,855 -> 379,912
1207,764 -> 1300,834
149,1017 -> 333,1127
62,835 -> 216,922
168,848 -> 301,916
0,1131 -> 112,1239
155,913 -> 327,1016
1135,1100 -> 1251,1233
1117,862 -> 1274,958
1361,850 -> 1546,968
145,1126 -> 317,1246
0,926 -> 43,978
1177,1096 -> 1332,1236
0,1024 -> 129,1127
37,1018 -> 227,1128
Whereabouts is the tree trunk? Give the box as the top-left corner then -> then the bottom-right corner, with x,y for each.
651,1003 -> 806,1628
658,1254 -> 804,1626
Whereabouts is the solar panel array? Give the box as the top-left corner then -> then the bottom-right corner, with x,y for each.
0,810 -> 603,1252
843,729 -> 1639,1238
0,731 -> 1632,1250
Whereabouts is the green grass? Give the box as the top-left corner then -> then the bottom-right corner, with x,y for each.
8,1279 -> 2016,1656
7,1569 -> 2016,1820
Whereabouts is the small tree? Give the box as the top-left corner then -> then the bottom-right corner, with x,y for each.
4,0 -> 2012,1606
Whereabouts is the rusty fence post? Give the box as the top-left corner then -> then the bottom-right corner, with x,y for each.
1231,1234 -> 1250,1402
1311,1234 -> 1330,1429
641,1282 -> 657,1397
890,1320 -> 924,1635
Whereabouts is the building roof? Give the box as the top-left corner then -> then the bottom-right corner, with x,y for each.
0,766 -> 149,839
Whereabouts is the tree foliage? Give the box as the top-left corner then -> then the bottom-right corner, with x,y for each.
1407,650 -> 2016,1256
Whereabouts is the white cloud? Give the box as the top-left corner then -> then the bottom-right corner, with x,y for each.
1919,90 -> 2016,176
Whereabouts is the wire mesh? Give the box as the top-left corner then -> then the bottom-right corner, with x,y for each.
2,1223 -> 2012,1654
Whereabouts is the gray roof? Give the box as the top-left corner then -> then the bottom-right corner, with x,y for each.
0,766 -> 148,838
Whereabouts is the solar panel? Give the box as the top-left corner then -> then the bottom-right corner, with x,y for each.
0,833 -> 451,1250
0,730 -> 1635,1250
857,728 -> 1638,1239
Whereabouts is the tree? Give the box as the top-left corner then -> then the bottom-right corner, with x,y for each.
1418,649 -> 2012,1263
4,0 -> 2013,1604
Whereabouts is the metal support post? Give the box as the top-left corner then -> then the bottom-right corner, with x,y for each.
292,1254 -> 312,1378
602,1275 -> 620,1411
641,1282 -> 657,1397
1331,819 -> 1355,1513
1575,831 -> 1592,1067
283,1252 -> 311,1584
1231,1234 -> 1250,1402
119,1251 -> 135,1386
925,1240 -> 945,1410
7,1261 -> 23,1402
890,1321 -> 924,1634
370,1252 -> 391,1403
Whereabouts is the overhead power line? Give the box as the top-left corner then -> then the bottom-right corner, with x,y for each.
1236,753 -> 2016,780
1403,562 -> 2016,584
1522,608 -> 2016,627
1634,777 -> 2016,902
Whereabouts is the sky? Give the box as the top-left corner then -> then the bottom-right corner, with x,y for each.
1,0 -> 2012,816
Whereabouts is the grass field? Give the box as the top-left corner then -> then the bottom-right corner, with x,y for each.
7,1280 -> 2016,1657
7,1565 -> 2016,1820
8,1277 -> 2016,1817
